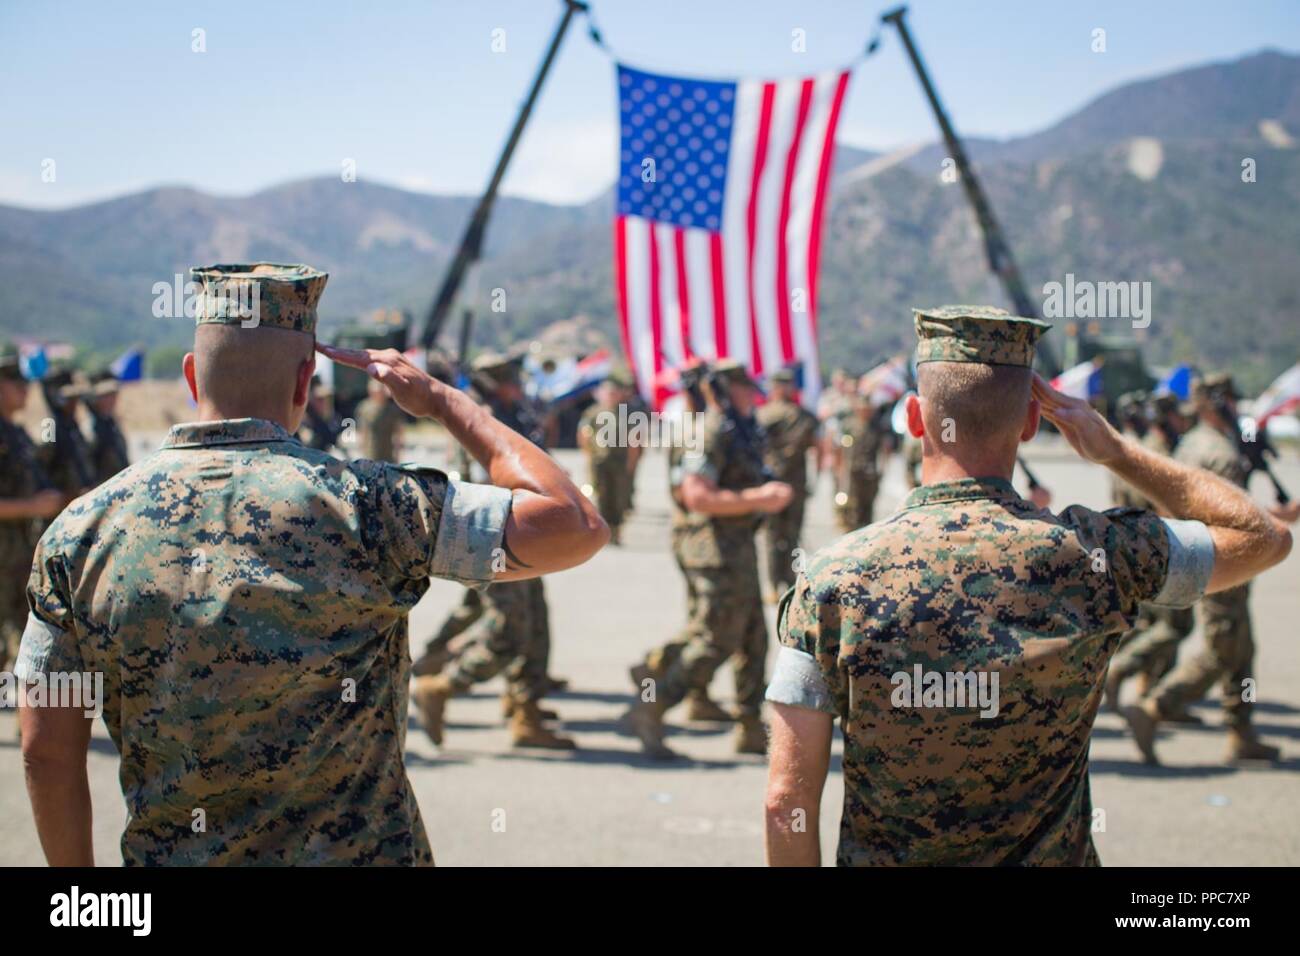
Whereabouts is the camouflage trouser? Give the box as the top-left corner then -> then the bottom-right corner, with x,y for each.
0,563 -> 28,674
1110,604 -> 1194,683
590,457 -> 631,531
423,588 -> 484,656
1149,585 -> 1254,729
836,475 -> 879,533
657,549 -> 767,718
448,579 -> 551,702
764,489 -> 806,595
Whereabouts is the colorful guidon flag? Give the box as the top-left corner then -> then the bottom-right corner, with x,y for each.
1252,362 -> 1300,426
613,63 -> 851,408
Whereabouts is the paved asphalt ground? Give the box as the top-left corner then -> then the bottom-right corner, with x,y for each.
2,437 -> 1297,866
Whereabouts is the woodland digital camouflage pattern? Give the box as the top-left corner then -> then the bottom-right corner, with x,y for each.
778,477 -> 1172,865
444,578 -> 550,703
757,395 -> 818,594
654,408 -> 768,716
1146,421 -> 1254,728
192,263 -> 328,332
17,417 -> 509,865
914,305 -> 1051,367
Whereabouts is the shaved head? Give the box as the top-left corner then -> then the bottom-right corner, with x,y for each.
917,362 -> 1032,445
191,324 -> 315,424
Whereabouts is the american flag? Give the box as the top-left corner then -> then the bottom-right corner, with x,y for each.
613,64 -> 851,408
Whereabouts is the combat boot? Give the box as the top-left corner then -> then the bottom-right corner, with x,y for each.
624,697 -> 676,759
411,674 -> 456,746
412,645 -> 451,678
501,693 -> 558,721
509,701 -> 577,750
1163,707 -> 1204,725
1103,667 -> 1125,713
629,659 -> 662,694
1225,726 -> 1280,764
1121,703 -> 1160,765
686,691 -> 735,723
734,715 -> 767,755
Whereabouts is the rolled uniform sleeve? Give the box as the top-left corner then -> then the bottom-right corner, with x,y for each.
766,578 -> 843,716
363,463 -> 512,591
1148,517 -> 1215,608
16,533 -> 83,681
429,479 -> 512,586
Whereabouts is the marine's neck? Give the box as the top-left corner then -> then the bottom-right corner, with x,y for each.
921,449 -> 1017,486
196,400 -> 293,432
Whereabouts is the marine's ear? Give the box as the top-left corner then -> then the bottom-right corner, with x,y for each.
1020,396 -> 1041,443
182,352 -> 199,403
292,355 -> 316,409
905,393 -> 925,438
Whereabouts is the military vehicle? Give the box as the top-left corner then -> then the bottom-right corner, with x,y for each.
331,308 -> 410,421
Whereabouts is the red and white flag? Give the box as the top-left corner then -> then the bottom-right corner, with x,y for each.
613,63 -> 851,408
1252,362 -> 1300,426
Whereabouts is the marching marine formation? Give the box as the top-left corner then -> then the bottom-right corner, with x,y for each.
411,352 -> 577,750
1123,373 -> 1300,764
625,359 -> 793,758
1105,391 -> 1195,710
762,306 -> 1292,866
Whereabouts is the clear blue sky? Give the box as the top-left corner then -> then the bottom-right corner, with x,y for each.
2,0 -> 1296,208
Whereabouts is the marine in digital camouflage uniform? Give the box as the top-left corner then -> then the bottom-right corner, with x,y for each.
412,352 -> 575,750
832,391 -> 886,532
640,362 -> 733,723
765,306 -> 1220,865
37,363 -> 95,503
577,367 -> 637,545
626,359 -> 791,757
1105,391 -> 1196,712
757,366 -> 819,600
298,376 -> 344,453
1125,373 -> 1292,764
0,342 -> 58,675
355,381 -> 405,462
15,264 -> 513,865
83,370 -> 130,485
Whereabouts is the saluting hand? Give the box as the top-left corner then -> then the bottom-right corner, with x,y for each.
316,344 -> 443,420
1031,373 -> 1125,466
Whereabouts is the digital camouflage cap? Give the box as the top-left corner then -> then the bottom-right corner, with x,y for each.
914,305 -> 1051,368
191,263 -> 328,333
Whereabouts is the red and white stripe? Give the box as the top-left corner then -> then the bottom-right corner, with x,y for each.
615,69 -> 851,409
